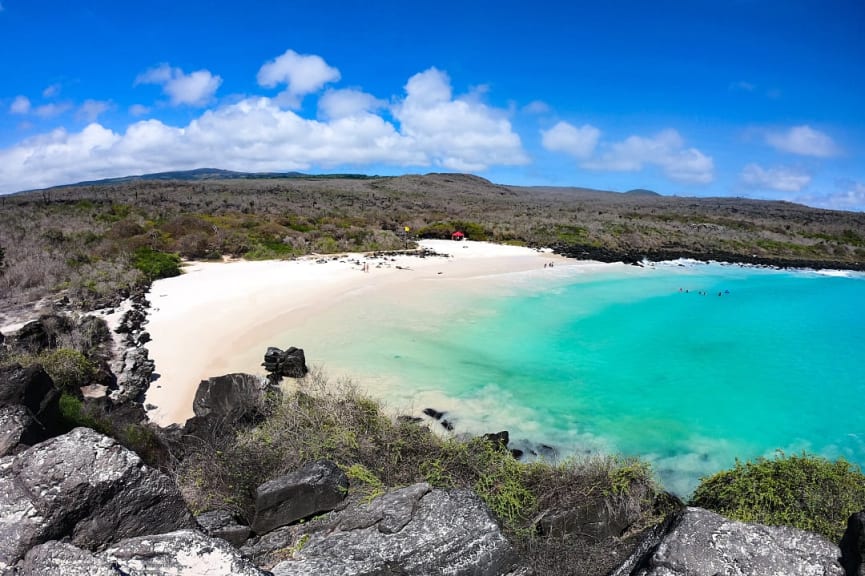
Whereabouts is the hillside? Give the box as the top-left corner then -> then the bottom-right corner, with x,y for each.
1,171 -> 864,315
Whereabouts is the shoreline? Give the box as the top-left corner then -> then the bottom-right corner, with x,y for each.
142,240 -> 577,426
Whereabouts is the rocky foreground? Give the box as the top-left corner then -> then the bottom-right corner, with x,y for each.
2,353 -> 865,576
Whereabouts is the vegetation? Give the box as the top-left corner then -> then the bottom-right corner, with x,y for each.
2,172 -> 864,313
176,369 -> 660,573
690,451 -> 865,540
131,247 -> 182,281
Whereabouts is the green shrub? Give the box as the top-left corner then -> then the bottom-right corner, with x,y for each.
39,348 -> 95,391
690,452 -> 865,540
132,247 -> 182,280
58,392 -> 107,432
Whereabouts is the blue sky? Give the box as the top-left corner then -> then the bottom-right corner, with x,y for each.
1,1 -> 864,211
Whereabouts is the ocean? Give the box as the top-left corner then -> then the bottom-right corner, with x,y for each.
274,260 -> 865,495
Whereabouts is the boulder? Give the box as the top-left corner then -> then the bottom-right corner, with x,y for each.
196,509 -> 251,547
270,483 -> 515,576
0,405 -> 45,457
262,346 -> 308,380
0,427 -> 195,571
251,460 -> 349,535
19,530 -> 267,576
610,507 -> 844,576
0,364 -> 61,436
191,373 -> 271,422
841,509 -> 865,576
12,320 -> 52,353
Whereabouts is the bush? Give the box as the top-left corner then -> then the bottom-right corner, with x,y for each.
38,348 -> 95,391
690,452 -> 865,540
132,247 -> 182,280
175,369 -> 659,539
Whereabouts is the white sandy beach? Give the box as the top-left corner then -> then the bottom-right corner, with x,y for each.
143,240 -> 578,425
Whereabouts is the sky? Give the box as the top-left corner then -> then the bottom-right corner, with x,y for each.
1,1 -> 864,211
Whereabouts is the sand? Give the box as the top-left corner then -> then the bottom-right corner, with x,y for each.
143,240 -> 566,425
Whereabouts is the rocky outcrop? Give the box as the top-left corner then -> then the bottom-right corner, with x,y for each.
262,346 -> 308,381
183,373 -> 276,442
610,507 -> 844,576
191,372 -> 271,423
18,530 -> 267,576
196,509 -> 251,547
251,459 -> 349,535
841,510 -> 865,576
0,427 -> 195,571
270,483 -> 515,576
110,346 -> 154,404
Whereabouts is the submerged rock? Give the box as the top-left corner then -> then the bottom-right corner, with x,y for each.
610,507 -> 844,576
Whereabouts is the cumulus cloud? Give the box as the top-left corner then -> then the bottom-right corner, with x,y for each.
0,73 -> 527,193
766,125 -> 839,157
318,88 -> 383,119
10,95 -> 30,114
257,49 -> 340,109
584,129 -> 714,184
77,99 -> 112,122
392,68 -> 528,171
541,121 -> 601,159
136,64 -> 222,106
740,163 -> 811,192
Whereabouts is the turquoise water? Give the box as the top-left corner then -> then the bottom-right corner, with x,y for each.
289,263 -> 865,495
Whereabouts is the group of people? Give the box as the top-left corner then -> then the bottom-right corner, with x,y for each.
679,288 -> 730,296
543,261 -> 555,268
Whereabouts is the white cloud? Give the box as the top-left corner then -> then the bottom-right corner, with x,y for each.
584,129 -> 714,184
42,84 -> 61,98
0,74 -> 527,193
318,88 -> 383,119
77,100 -> 112,122
392,67 -> 528,171
10,95 -> 30,114
540,121 -> 600,159
523,100 -> 551,114
766,125 -> 839,157
136,64 -> 222,107
257,49 -> 340,109
741,163 -> 811,192
129,104 -> 150,116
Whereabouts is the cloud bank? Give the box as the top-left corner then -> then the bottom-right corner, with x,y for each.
0,62 -> 527,192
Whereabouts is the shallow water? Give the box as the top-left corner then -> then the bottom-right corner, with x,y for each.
273,262 -> 865,495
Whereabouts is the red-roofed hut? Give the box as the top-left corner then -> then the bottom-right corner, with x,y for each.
451,231 -> 465,241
